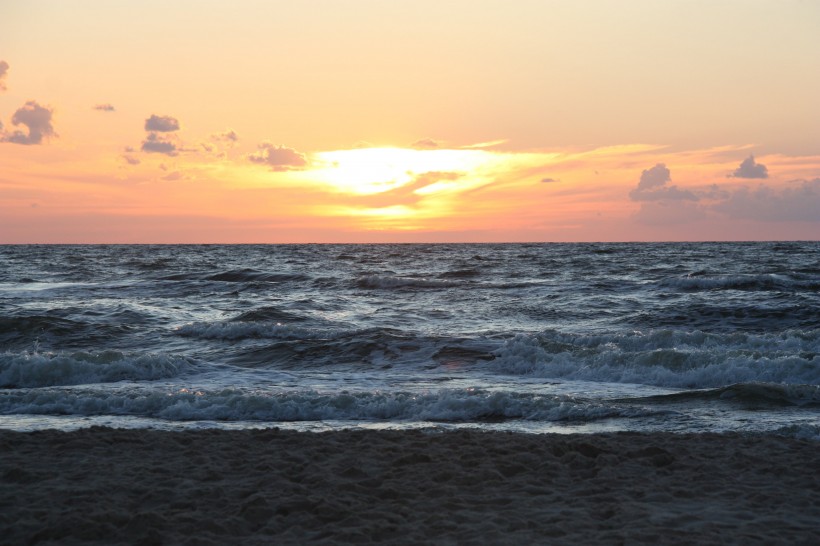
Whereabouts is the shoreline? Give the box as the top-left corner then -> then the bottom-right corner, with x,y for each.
1,428 -> 818,544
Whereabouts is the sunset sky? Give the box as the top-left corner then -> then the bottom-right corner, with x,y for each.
1,0 -> 819,243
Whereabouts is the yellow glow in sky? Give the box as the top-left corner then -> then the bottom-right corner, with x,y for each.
1,0 -> 819,242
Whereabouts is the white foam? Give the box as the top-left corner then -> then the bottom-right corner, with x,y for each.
356,275 -> 462,290
0,351 -> 196,388
0,387 -> 653,423
175,322 -> 342,341
491,329 -> 820,389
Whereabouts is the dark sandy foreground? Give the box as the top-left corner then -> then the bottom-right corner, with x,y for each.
1,428 -> 818,545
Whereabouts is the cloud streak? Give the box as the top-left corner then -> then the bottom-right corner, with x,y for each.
93,104 -> 115,112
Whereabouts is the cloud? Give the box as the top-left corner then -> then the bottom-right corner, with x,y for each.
0,60 -> 8,91
635,163 -> 671,190
122,154 -> 141,165
93,104 -> 115,112
729,155 -> 768,179
633,201 -> 706,225
141,132 -> 178,156
712,178 -> 820,222
211,129 -> 238,142
248,142 -> 308,170
540,177 -> 559,183
1,100 -> 56,145
144,114 -> 180,132
629,163 -> 698,201
412,138 -> 440,149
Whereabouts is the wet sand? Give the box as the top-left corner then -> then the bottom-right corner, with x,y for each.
1,428 -> 818,544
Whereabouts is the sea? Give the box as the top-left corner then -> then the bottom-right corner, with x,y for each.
1,243 -> 818,439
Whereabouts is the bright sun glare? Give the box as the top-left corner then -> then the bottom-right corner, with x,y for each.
311,147 -> 494,195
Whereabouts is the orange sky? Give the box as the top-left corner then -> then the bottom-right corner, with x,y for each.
1,0 -> 819,243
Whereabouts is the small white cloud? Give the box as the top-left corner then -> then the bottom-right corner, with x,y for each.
248,142 -> 307,171
729,155 -> 768,179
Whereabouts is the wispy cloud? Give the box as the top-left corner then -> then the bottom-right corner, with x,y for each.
93,104 -> 115,112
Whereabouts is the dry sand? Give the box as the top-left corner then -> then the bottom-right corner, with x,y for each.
1,428 -> 818,545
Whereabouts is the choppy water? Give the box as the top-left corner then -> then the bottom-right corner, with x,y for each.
1,243 -> 818,438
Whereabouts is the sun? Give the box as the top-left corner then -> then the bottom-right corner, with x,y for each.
310,147 -> 494,195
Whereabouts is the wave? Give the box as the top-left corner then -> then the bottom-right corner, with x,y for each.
175,322 -> 341,341
356,275 -> 464,290
229,306 -> 308,323
160,269 -> 309,283
491,329 -> 820,389
619,383 -> 820,408
0,351 -> 197,388
0,387 -> 656,423
660,273 -> 820,292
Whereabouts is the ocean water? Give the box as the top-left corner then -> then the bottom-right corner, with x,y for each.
1,243 -> 818,438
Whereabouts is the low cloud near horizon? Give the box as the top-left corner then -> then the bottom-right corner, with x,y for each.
629,163 -> 698,202
730,155 -> 768,179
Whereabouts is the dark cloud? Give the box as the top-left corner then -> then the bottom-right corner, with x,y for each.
541,178 -> 559,183
122,155 -> 141,165
2,101 -> 56,145
730,155 -> 768,179
141,132 -> 178,156
712,178 -> 820,222
629,163 -> 698,202
248,142 -> 307,171
412,138 -> 441,149
93,104 -> 115,112
144,114 -> 180,132
635,164 -> 671,190
0,60 -> 8,91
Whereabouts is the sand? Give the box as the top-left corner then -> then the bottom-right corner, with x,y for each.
1,428 -> 818,545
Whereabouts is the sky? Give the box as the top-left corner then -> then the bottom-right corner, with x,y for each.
1,0 -> 819,243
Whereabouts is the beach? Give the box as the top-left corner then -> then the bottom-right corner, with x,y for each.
1,428 -> 818,544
